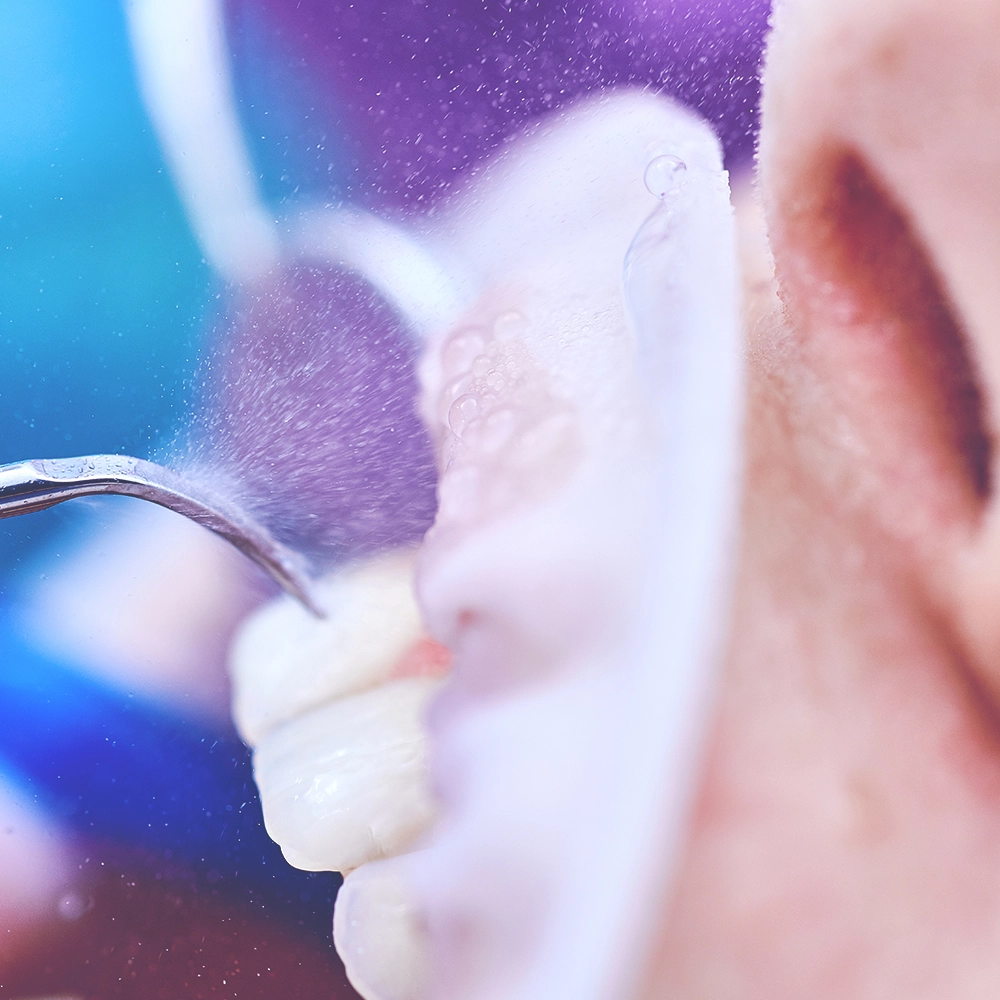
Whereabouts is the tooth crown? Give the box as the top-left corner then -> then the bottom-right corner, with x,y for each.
254,677 -> 441,874
231,549 -> 425,747
229,549 -> 447,879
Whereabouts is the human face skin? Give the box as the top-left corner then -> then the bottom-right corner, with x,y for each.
642,1 -> 1000,995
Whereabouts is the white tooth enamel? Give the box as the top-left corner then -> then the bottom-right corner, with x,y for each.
231,550 -> 424,746
334,857 -> 430,1000
392,91 -> 742,1000
252,677 -> 441,873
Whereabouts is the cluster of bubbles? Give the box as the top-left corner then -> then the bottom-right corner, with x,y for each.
432,309 -> 578,530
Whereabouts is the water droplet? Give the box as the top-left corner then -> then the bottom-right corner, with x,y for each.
644,155 -> 687,200
439,374 -> 475,423
449,393 -> 480,436
442,329 -> 486,377
57,891 -> 92,921
493,311 -> 526,342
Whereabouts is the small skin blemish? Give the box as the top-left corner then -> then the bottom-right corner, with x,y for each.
844,771 -> 893,846
873,39 -> 905,77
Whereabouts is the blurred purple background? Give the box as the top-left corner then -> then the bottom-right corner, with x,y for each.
228,0 -> 770,212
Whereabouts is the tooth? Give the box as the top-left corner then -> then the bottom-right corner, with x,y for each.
334,857 -> 429,1000
231,549 -> 426,746
252,677 -> 441,873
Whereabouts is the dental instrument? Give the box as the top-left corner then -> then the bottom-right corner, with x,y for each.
0,454 -> 321,616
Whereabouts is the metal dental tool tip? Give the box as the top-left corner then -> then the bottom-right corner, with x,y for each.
0,455 -> 323,617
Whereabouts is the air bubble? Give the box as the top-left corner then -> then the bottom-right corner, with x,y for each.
442,330 -> 487,377
449,394 -> 481,436
493,311 -> 526,342
644,155 -> 687,200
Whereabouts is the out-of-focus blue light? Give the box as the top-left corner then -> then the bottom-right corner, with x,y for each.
0,601 -> 341,939
0,0 -> 215,567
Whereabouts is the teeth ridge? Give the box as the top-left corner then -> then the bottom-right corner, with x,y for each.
252,677 -> 441,874
230,549 -> 425,747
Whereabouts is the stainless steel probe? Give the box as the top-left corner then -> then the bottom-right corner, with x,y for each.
0,454 -> 321,616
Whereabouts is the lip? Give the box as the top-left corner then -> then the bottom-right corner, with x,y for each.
402,94 -> 741,1000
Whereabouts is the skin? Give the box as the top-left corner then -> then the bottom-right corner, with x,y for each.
642,1 -> 1000,996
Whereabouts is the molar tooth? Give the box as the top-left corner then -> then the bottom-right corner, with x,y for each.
252,677 -> 441,873
334,857 -> 429,1000
230,549 -> 424,746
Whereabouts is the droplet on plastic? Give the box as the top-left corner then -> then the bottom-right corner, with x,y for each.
449,394 -> 481,436
442,330 -> 487,377
644,154 -> 687,200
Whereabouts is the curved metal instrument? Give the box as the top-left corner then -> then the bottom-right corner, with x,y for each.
0,454 -> 322,616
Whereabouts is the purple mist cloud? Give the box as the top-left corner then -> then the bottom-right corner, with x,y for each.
227,0 -> 770,209
186,268 -> 439,565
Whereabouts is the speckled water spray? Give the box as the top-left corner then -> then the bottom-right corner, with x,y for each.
0,453 -> 322,614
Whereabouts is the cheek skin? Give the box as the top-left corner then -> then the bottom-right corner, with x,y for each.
644,292 -> 1000,999
638,172 -> 1000,996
